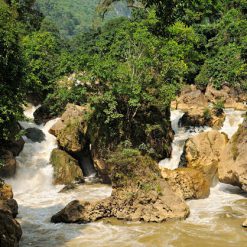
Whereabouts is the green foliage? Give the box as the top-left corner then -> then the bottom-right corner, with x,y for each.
0,0 -> 24,140
22,31 -> 62,96
43,85 -> 87,116
213,100 -> 225,116
36,0 -> 130,38
203,107 -> 212,121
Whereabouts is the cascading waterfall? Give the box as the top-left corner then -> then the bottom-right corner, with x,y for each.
160,108 -> 246,227
159,110 -> 211,169
6,105 -> 247,247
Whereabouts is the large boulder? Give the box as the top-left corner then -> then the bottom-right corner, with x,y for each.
205,84 -> 247,111
0,150 -> 17,178
160,168 -> 210,200
0,180 -> 21,247
179,107 -> 225,129
0,204 -> 22,247
51,152 -> 189,224
181,130 -> 229,183
171,85 -> 208,110
49,104 -> 90,153
218,120 -> 247,191
50,148 -> 84,185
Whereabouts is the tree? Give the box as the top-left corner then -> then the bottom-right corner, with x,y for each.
0,0 -> 24,140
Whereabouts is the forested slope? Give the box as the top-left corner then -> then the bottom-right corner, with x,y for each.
36,0 -> 130,37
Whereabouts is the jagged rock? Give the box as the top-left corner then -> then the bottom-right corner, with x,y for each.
0,181 -> 13,200
205,84 -> 247,110
49,104 -> 90,153
51,153 -> 189,224
0,206 -> 22,247
50,148 -> 84,185
0,150 -> 17,178
218,120 -> 247,191
171,85 -> 208,110
160,168 -> 210,200
179,107 -> 225,129
182,130 -> 229,183
0,180 -> 21,247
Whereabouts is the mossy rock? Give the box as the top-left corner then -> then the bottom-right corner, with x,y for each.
50,149 -> 84,185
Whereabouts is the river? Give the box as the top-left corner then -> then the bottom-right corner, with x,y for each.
7,106 -> 247,247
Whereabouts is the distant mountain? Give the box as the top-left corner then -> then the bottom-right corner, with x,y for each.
36,0 -> 130,38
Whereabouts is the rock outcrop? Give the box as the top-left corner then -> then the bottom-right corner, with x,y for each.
179,108 -> 225,129
0,180 -> 13,200
0,150 -> 17,178
50,148 -> 84,185
49,104 -> 90,153
0,180 -> 22,247
218,120 -> 247,191
51,152 -> 189,224
181,130 -> 229,183
160,168 -> 210,199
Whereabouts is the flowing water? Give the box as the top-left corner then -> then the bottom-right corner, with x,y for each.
7,106 -> 247,247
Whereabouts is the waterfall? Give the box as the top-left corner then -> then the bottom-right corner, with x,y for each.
158,108 -> 246,228
159,110 -> 211,169
5,105 -> 246,246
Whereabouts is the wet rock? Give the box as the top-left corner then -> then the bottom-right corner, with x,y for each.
0,150 -> 17,178
242,219 -> 247,228
218,120 -> 247,191
0,181 -> 13,200
182,130 -> 229,183
179,107 -> 225,129
160,168 -> 210,199
0,208 -> 22,247
25,128 -> 45,143
49,103 -> 90,153
50,148 -> 84,185
0,180 -> 21,246
59,183 -> 78,193
51,154 -> 189,224
33,105 -> 53,125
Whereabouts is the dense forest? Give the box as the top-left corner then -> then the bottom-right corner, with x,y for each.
36,0 -> 130,37
1,0 -> 247,147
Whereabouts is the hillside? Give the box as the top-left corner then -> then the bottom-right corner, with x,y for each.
36,0 -> 130,37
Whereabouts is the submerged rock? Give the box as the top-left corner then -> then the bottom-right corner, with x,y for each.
218,119 -> 247,191
25,128 -> 45,143
181,130 -> 228,183
160,168 -> 210,200
50,148 -> 84,185
51,153 -> 189,224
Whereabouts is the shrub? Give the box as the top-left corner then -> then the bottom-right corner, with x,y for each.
213,100 -> 225,116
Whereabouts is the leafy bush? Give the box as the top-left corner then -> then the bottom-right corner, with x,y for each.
213,100 -> 225,116
203,107 -> 212,121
